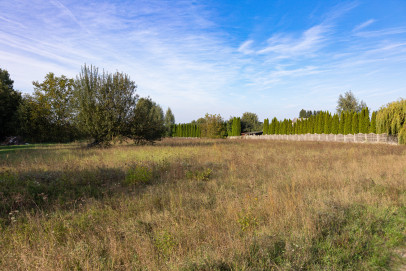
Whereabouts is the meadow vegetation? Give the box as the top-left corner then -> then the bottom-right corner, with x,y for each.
0,138 -> 405,270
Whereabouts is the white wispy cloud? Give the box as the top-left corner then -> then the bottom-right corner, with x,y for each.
353,19 -> 375,32
355,27 -> 406,38
238,40 -> 254,54
257,24 -> 330,57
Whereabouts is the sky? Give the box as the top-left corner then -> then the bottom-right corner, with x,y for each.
1,0 -> 406,123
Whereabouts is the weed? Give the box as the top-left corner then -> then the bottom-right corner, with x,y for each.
123,165 -> 153,185
186,168 -> 213,181
237,211 -> 258,232
154,230 -> 177,258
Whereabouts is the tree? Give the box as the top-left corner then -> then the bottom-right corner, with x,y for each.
344,112 -> 352,135
17,94 -> 51,142
164,107 -> 175,137
263,118 -> 269,135
126,98 -> 165,144
231,117 -> 241,136
0,68 -> 21,139
226,117 -> 234,136
75,65 -> 138,146
339,111 -> 345,134
241,112 -> 261,132
352,112 -> 359,134
370,111 -> 377,133
336,90 -> 367,114
358,107 -> 370,133
376,99 -> 406,136
24,72 -> 78,142
299,109 -> 306,118
200,113 -> 226,138
332,114 -> 339,134
323,112 -> 332,134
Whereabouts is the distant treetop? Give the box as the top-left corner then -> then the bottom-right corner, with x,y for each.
336,90 -> 367,114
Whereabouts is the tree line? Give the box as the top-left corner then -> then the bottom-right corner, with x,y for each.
1,66 -> 175,146
2,67 -> 405,144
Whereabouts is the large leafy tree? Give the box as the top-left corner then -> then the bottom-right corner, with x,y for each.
75,65 -> 138,146
126,98 -> 165,144
241,112 -> 261,132
32,73 -> 75,127
19,73 -> 78,142
0,68 -> 21,139
336,91 -> 367,114
200,113 -> 226,138
17,94 -> 52,142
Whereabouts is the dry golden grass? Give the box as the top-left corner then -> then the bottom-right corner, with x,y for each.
0,138 -> 405,270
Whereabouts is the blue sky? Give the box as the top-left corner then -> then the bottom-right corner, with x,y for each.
1,0 -> 406,123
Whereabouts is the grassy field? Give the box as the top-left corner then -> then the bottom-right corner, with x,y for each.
0,138 -> 405,270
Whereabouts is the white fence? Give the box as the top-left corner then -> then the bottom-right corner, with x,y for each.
228,133 -> 398,144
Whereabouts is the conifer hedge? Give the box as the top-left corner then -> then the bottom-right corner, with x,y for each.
259,109 -> 374,136
171,124 -> 201,137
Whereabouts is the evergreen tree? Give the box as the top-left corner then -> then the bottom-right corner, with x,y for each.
275,120 -> 280,134
339,112 -> 345,134
231,117 -> 241,136
360,107 -> 370,133
331,114 -> 339,134
344,112 -> 352,135
270,117 -> 277,134
370,111 -> 377,133
164,108 -> 175,137
263,118 -> 269,135
323,112 -> 332,134
352,112 -> 359,134
171,124 -> 176,137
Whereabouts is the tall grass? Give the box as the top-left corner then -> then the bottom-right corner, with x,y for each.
0,139 -> 405,270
